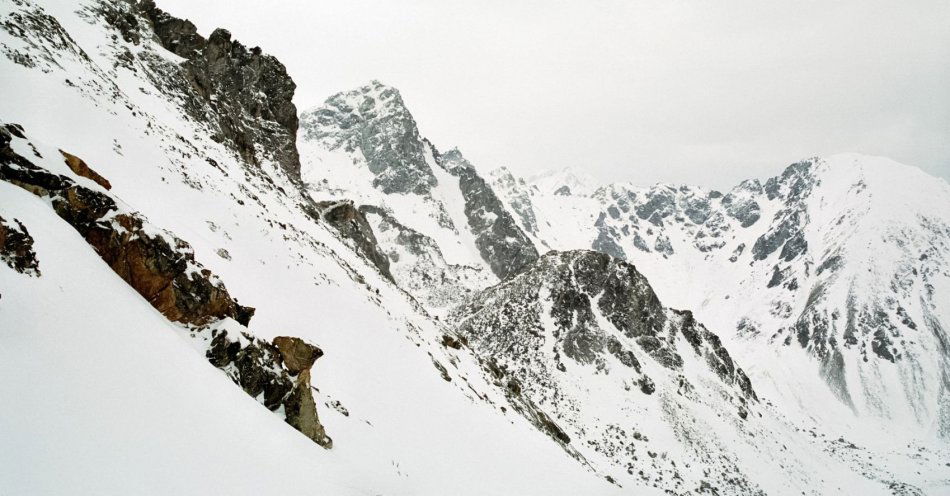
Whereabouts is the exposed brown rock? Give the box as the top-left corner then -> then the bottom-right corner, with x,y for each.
60,150 -> 111,190
2,127 -> 333,447
273,336 -> 324,375
1,126 -> 254,327
207,327 -> 332,448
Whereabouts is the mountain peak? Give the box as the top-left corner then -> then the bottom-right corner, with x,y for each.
528,166 -> 599,196
299,80 -> 435,195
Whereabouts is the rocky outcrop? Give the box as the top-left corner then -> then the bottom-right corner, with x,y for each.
1,124 -> 329,447
206,328 -> 332,448
1,131 -> 254,326
0,214 -> 40,277
100,0 -> 301,179
454,250 -> 756,399
437,148 -> 539,279
450,250 -> 760,490
314,200 -> 393,281
721,179 -> 761,228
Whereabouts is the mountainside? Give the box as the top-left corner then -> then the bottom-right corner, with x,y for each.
493,154 -> 950,442
449,249 -> 946,493
298,80 -> 537,312
2,0 -> 949,495
0,1 -> 623,494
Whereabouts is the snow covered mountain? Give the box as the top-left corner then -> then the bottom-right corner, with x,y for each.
493,154 -> 950,443
298,80 -> 538,313
0,2 -> 621,494
2,0 -> 949,494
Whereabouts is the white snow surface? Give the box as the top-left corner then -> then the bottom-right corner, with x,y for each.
0,1 -> 626,494
2,0 -> 949,494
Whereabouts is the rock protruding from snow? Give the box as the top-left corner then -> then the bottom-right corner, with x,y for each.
1,124 -> 332,447
1,127 -> 254,326
204,326 -> 333,448
314,199 -> 394,282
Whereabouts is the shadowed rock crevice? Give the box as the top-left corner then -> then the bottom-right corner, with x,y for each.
0,214 -> 40,277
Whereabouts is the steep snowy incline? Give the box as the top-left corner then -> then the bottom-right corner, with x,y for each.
0,1 -> 629,494
0,181 -> 359,495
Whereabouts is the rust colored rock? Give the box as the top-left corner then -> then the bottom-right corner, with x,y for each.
273,336 -> 324,375
2,128 -> 253,327
60,150 -> 112,190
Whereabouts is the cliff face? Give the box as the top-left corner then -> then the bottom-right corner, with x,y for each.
100,0 -> 301,180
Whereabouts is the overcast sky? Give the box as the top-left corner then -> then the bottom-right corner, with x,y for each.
160,0 -> 950,190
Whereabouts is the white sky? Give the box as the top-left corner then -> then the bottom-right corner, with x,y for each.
159,0 -> 950,190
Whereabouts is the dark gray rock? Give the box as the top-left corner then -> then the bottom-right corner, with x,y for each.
314,200 -> 393,282
721,180 -> 762,228
109,1 -> 302,180
0,214 -> 40,277
437,148 -> 538,280
301,81 -> 436,195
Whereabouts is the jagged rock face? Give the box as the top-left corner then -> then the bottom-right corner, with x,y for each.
501,153 -> 950,439
751,161 -> 816,262
298,81 -> 538,292
0,214 -> 40,276
721,179 -> 762,228
489,167 -> 540,237
450,250 -> 761,491
437,149 -> 538,280
99,0 -> 301,179
301,81 -> 436,195
315,200 -> 393,282
454,250 -> 754,397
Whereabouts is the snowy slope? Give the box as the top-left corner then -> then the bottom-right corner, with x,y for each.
3,0 -> 950,494
0,1 -> 630,494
